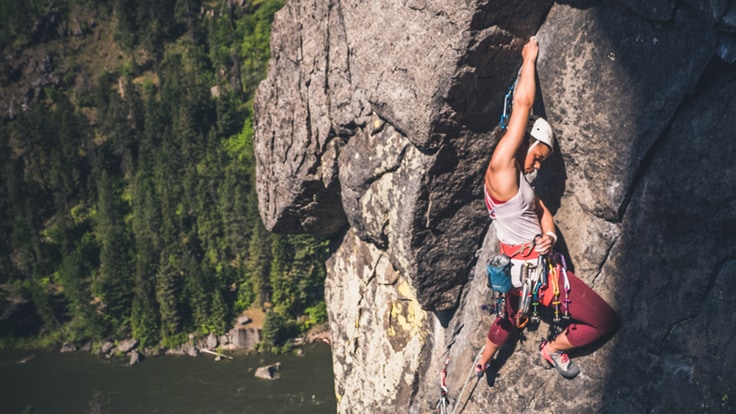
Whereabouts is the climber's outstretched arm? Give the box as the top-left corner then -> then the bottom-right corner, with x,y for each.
485,37 -> 539,202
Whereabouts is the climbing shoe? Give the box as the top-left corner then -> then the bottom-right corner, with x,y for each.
539,340 -> 580,379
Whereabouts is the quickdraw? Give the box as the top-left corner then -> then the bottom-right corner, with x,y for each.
499,67 -> 523,131
549,259 -> 561,323
516,262 -> 537,328
544,252 -> 573,323
553,253 -> 572,320
499,74 -> 518,130
530,263 -> 544,324
436,358 -> 450,414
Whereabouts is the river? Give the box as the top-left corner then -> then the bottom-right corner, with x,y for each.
0,344 -> 336,414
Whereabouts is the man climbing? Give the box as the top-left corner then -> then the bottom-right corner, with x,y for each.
478,37 -> 619,379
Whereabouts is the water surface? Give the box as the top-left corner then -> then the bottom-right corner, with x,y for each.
0,344 -> 336,414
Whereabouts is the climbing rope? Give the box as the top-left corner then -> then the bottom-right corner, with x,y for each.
450,346 -> 485,414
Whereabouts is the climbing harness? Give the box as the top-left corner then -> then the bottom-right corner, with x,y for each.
484,247 -> 573,329
436,358 -> 450,414
485,236 -> 543,321
500,239 -> 538,259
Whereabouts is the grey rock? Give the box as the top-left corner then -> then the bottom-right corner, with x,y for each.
680,0 -> 730,23
128,350 -> 142,366
205,332 -> 218,349
720,2 -> 736,31
716,33 -> 736,63
229,327 -> 261,350
116,338 -> 138,353
618,0 -> 675,21
99,341 -> 114,355
182,342 -> 198,357
256,1 -> 736,413
60,342 -> 77,353
254,362 -> 281,380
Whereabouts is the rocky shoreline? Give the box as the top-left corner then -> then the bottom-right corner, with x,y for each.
58,320 -> 331,367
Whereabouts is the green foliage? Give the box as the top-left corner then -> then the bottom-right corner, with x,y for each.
93,170 -> 134,331
130,289 -> 160,347
208,288 -> 229,334
0,0 -> 50,49
261,309 -> 296,350
239,0 -> 284,98
243,220 -> 272,307
0,0 -> 331,352
155,249 -> 181,341
300,301 -> 328,332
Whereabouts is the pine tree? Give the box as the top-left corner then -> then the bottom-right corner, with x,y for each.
131,288 -> 160,347
57,248 -> 94,341
94,170 -> 133,333
244,220 -> 272,307
209,288 -> 228,334
261,310 -> 284,348
156,250 -> 180,341
183,254 -> 209,332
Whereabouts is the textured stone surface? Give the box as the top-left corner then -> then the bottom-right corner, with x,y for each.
255,0 -> 736,412
325,229 -> 430,411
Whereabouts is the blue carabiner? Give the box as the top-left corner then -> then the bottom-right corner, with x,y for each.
499,86 -> 514,131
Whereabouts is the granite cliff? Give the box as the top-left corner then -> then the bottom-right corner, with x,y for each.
254,1 -> 736,412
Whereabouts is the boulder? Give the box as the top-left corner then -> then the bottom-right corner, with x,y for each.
60,342 -> 77,353
99,341 -> 114,355
205,333 -> 218,349
181,342 -> 198,357
116,338 -> 138,353
254,363 -> 281,380
128,350 -> 142,366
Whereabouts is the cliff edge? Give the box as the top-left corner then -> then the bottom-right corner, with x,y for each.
255,1 -> 736,412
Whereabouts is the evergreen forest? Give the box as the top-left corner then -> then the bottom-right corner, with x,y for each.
0,0 -> 330,351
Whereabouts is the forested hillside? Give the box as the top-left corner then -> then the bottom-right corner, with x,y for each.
0,0 -> 329,351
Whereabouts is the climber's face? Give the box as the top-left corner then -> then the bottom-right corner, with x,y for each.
523,140 -> 551,174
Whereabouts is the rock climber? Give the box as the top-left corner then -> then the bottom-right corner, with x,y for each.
477,36 -> 619,379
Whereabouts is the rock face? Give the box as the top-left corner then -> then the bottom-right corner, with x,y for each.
255,1 -> 736,413
229,326 -> 261,350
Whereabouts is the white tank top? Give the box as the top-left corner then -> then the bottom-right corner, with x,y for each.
484,173 -> 541,245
